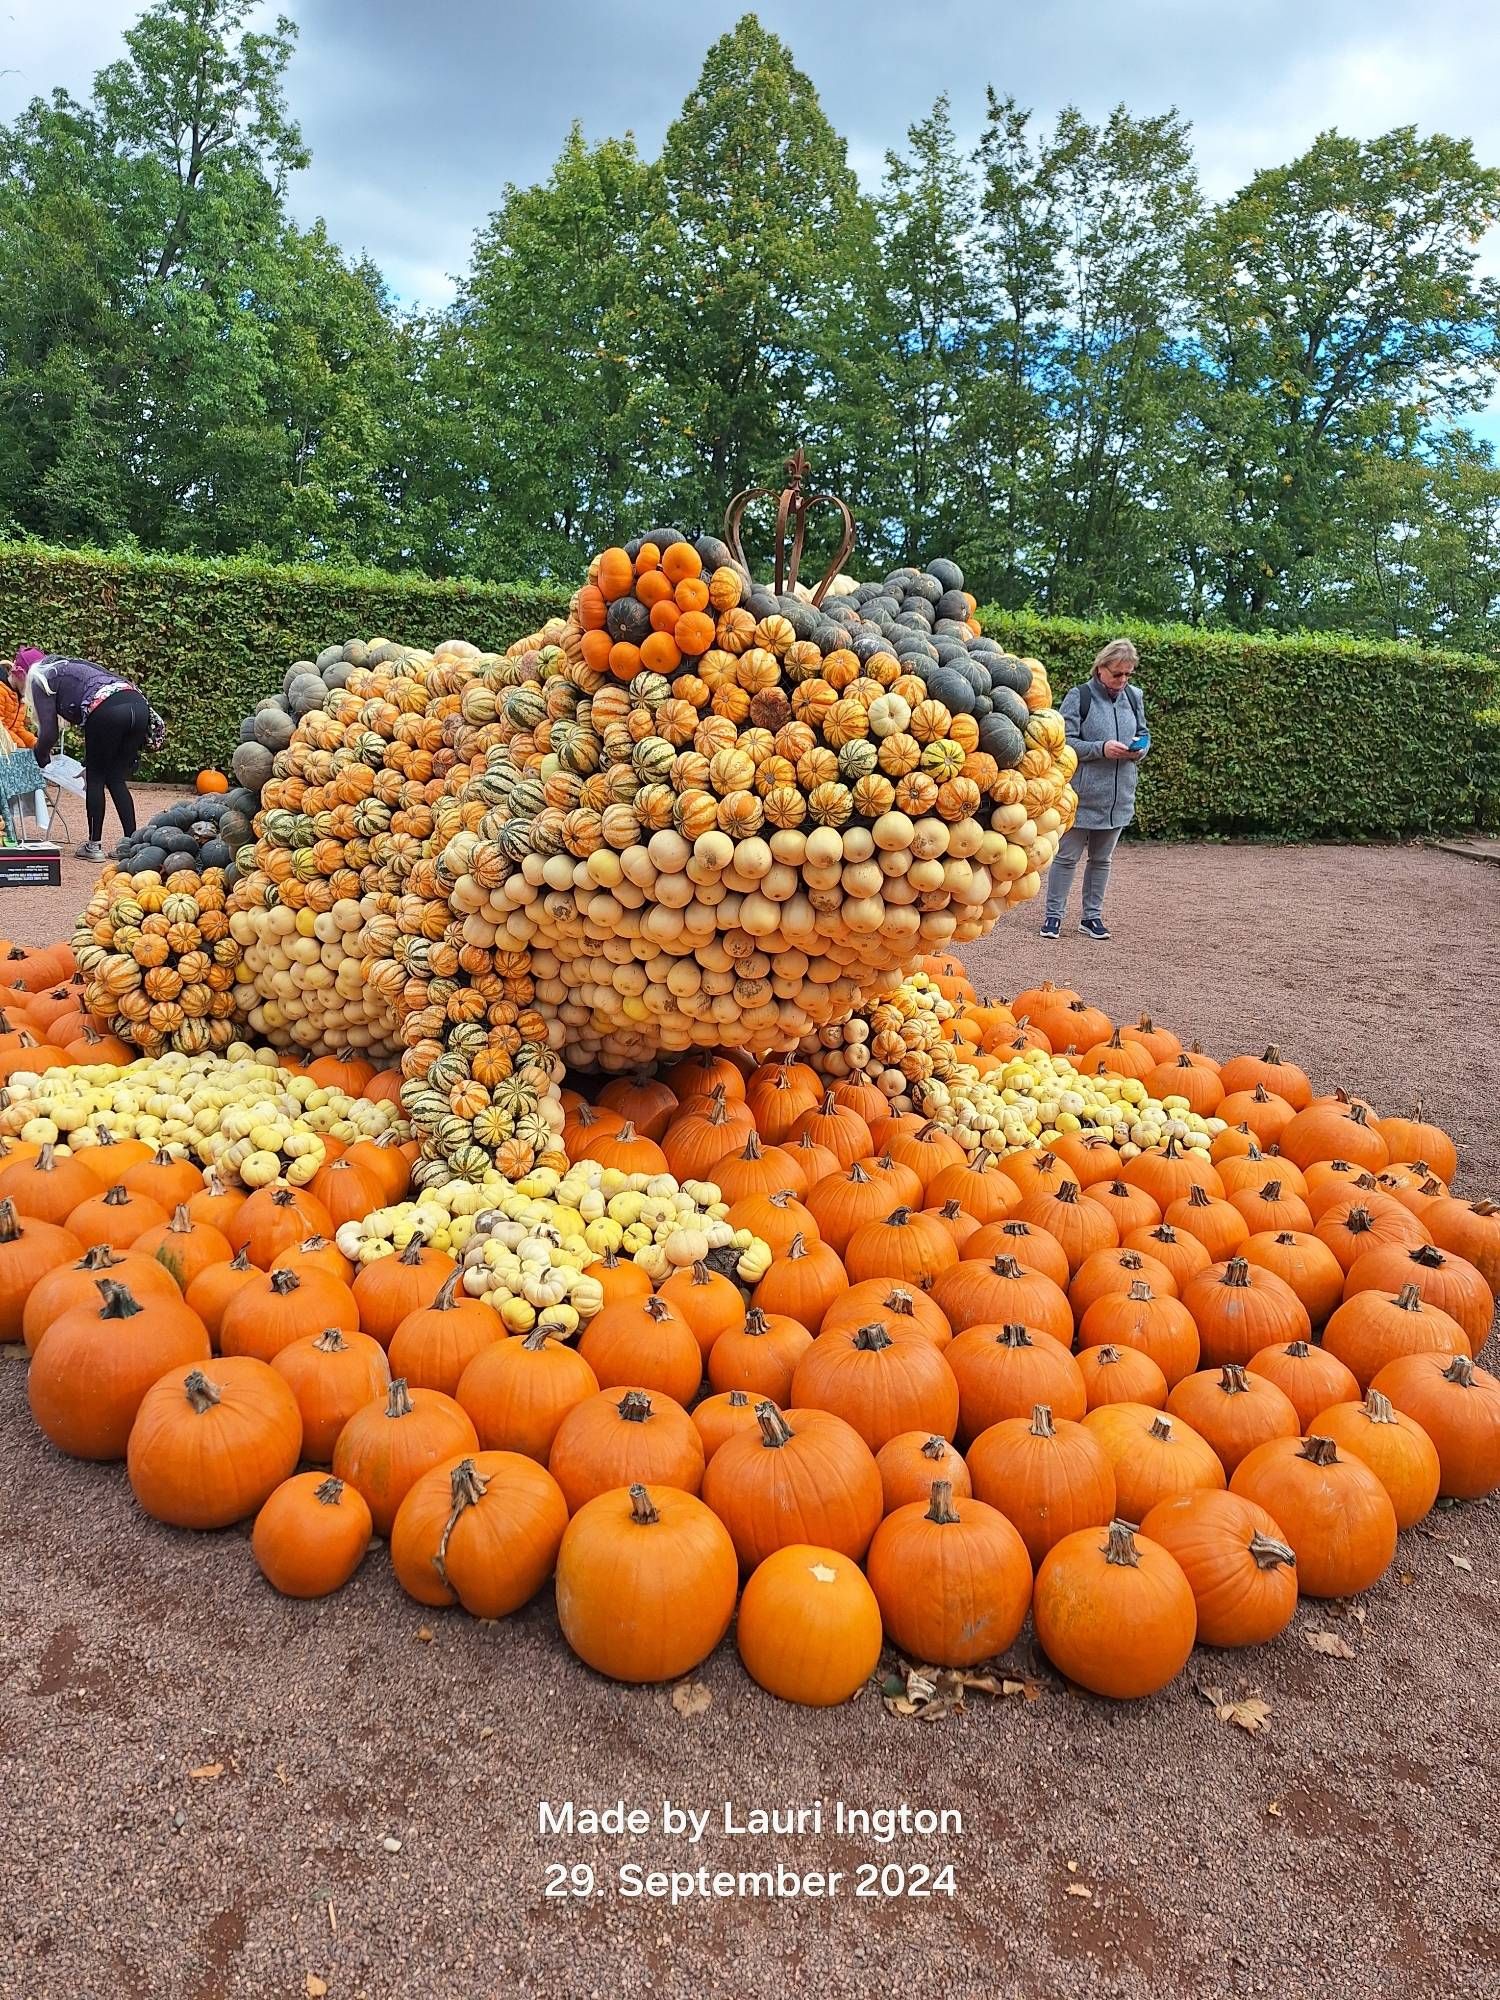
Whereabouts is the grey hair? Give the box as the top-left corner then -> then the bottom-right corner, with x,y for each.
1093,639 -> 1138,674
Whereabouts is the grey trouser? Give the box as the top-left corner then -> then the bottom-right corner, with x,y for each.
1044,826 -> 1122,922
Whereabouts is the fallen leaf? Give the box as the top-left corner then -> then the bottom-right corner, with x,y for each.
1305,1630 -> 1355,1659
671,1681 -> 712,1718
1397,1571 -> 1416,1587
416,1627 -> 434,1644
1066,1883 -> 1092,1899
188,1762 -> 224,1781
1267,1801 -> 1282,1818
275,1763 -> 289,1786
1351,1605 -> 1366,1626
1199,1684 -> 1271,1732
478,1725 -> 494,1741
305,1977 -> 328,1998
1448,1554 -> 1473,1572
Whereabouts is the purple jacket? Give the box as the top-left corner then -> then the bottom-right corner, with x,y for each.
24,657 -> 135,763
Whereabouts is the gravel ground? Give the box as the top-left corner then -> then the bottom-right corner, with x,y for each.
0,785 -> 183,951
0,840 -> 1496,2000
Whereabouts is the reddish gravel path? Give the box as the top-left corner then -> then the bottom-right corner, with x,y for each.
0,841 -> 1496,2000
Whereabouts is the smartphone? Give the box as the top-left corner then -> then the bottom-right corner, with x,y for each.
1129,729 -> 1150,753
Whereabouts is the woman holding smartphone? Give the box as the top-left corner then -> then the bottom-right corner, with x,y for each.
1040,638 -> 1148,942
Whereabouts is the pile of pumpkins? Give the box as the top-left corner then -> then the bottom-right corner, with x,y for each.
73,866 -> 245,1056
74,520 -> 1075,1182
6,973 -> 1497,1707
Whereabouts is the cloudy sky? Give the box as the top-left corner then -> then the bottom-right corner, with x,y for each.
5,0 -> 1499,307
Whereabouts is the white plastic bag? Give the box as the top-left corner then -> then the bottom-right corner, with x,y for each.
42,754 -> 87,799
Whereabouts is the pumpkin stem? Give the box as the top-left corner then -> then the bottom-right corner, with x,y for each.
37,1142 -> 56,1170
997,1323 -> 1035,1350
1362,1390 -> 1397,1425
1252,1083 -> 1272,1103
853,1321 -> 895,1352
1393,1283 -> 1423,1312
433,1456 -> 489,1587
0,1197 -> 20,1243
77,1243 -> 125,1271
1284,1340 -> 1311,1358
727,1390 -> 750,1408
1103,1520 -> 1142,1567
919,1435 -> 948,1461
271,1186 -> 296,1208
1273,1232 -> 1297,1245
846,1162 -> 872,1186
397,1238 -> 427,1266
785,1233 -> 810,1261
882,1287 -> 916,1316
628,1484 -> 660,1527
740,1132 -> 763,1162
1348,1102 -> 1370,1126
521,1326 -> 553,1351
183,1368 -> 221,1414
228,1246 -> 252,1271
938,1200 -> 964,1221
1217,1364 -> 1250,1395
102,1182 -> 131,1208
991,1255 -> 1024,1278
1186,1184 -> 1211,1209
1148,1414 -> 1175,1442
166,1203 -> 194,1233
1117,1250 -> 1143,1270
1221,1258 -> 1251,1289
1054,1180 -> 1081,1206
924,1479 -> 961,1525
315,1476 -> 345,1506
1442,1355 -> 1478,1387
1408,1244 -> 1444,1269
742,1307 -> 769,1337
1126,1279 -> 1155,1302
94,1279 -> 144,1320
1298,1435 -> 1340,1466
616,1121 -> 638,1142
1028,1404 -> 1055,1438
643,1294 -> 673,1322
616,1390 -> 654,1423
1152,1225 -> 1179,1243
884,1206 -> 912,1228
432,1269 -> 464,1311
1249,1531 -> 1296,1570
1259,1180 -> 1282,1201
385,1378 -> 414,1420
755,1402 -> 795,1449
1096,1345 -> 1122,1364
269,1268 -> 301,1296
313,1327 -> 349,1354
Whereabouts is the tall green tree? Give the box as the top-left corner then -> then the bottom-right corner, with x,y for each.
649,13 -> 879,537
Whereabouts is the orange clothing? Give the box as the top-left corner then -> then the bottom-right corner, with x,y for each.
0,683 -> 36,748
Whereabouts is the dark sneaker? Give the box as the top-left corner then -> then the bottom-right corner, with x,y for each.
1039,915 -> 1061,939
1079,917 -> 1111,941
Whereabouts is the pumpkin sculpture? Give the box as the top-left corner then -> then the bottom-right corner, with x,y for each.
866,1480 -> 1033,1667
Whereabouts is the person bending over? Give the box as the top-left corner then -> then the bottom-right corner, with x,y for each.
10,646 -> 154,860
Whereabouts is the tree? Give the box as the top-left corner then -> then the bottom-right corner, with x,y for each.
649,14 -> 879,538
1178,126 -> 1500,625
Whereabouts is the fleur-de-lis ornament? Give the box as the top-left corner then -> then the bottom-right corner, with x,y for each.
723,447 -> 855,607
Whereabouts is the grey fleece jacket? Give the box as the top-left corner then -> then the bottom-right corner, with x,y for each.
1060,675 -> 1147,830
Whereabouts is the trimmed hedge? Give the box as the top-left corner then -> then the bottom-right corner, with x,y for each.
0,544 -> 570,781
980,610 -> 1500,839
1,542 -> 1495,833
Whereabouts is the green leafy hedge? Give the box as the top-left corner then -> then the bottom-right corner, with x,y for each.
980,610 -> 1500,838
0,544 -> 570,780
1,543 -> 1495,833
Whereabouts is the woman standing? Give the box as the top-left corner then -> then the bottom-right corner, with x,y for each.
10,646 -> 155,860
1040,638 -> 1148,942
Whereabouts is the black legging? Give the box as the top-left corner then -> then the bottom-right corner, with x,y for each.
82,688 -> 152,843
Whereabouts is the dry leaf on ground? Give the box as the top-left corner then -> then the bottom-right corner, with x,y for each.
670,1681 -> 712,1718
188,1762 -> 224,1780
1448,1554 -> 1474,1572
1305,1630 -> 1355,1659
883,1661 -> 1043,1719
1199,1685 -> 1271,1733
305,1977 -> 328,1998
1066,1883 -> 1093,1899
